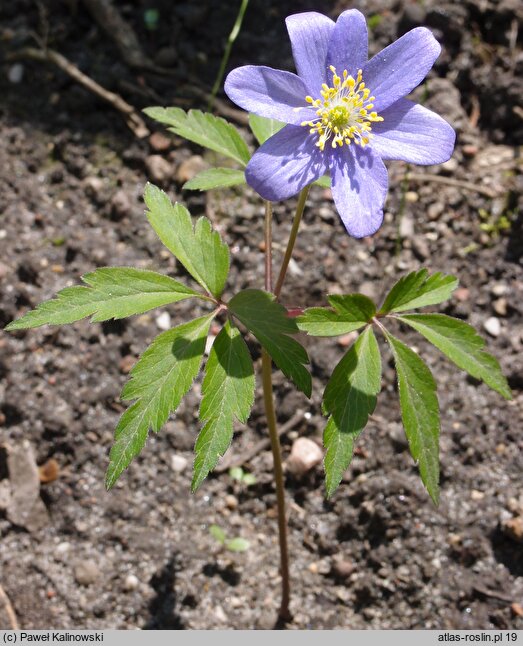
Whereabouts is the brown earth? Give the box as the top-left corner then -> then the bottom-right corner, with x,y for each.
0,0 -> 522,630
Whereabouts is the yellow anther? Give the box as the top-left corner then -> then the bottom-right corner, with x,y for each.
300,67 -> 382,151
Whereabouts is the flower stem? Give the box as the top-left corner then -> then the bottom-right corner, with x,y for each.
274,185 -> 310,298
261,348 -> 292,623
261,198 -> 291,624
264,200 -> 273,292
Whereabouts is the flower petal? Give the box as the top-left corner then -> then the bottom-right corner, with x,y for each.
224,65 -> 309,124
371,98 -> 455,164
329,146 -> 388,238
327,10 -> 368,77
245,124 -> 327,201
286,12 -> 335,96
363,27 -> 441,112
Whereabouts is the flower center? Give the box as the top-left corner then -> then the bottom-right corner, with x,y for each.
301,66 -> 383,151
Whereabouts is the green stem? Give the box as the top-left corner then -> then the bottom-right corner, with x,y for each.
261,348 -> 292,623
260,185 -> 311,623
264,200 -> 273,292
208,0 -> 250,111
261,197 -> 291,624
274,185 -> 310,298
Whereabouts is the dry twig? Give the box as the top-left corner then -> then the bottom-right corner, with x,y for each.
401,172 -> 498,199
81,0 -> 172,75
0,583 -> 19,630
11,47 -> 149,138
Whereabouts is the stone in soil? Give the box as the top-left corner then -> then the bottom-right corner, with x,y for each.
171,454 -> 188,473
501,517 -> 523,543
74,560 -> 102,586
5,441 -> 49,532
286,438 -> 323,476
484,316 -> 501,337
145,155 -> 173,186
175,155 -> 208,184
110,190 -> 132,220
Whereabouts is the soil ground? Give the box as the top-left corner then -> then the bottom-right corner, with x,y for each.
0,0 -> 522,630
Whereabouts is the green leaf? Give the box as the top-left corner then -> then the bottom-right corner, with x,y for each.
242,473 -> 257,486
379,269 -> 458,315
144,107 -> 251,166
226,537 -> 250,552
322,327 -> 381,497
228,289 -> 311,397
397,313 -> 512,399
105,314 -> 213,489
298,294 -> 376,337
192,321 -> 255,491
183,168 -> 246,191
209,524 -> 227,544
313,175 -> 331,188
229,467 -> 244,482
5,267 -> 200,330
144,184 -> 230,298
385,331 -> 440,504
248,113 -> 285,145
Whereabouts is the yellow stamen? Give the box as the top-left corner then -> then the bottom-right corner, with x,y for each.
300,66 -> 383,151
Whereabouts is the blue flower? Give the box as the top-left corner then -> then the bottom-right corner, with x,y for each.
225,10 -> 456,238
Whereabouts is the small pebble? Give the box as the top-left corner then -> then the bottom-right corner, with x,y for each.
492,298 -> 507,317
56,542 -> 71,555
225,494 -> 238,510
427,202 -> 444,220
507,496 -> 523,515
83,176 -> 105,203
123,574 -> 140,591
405,191 -> 419,203
149,132 -> 171,152
286,437 -> 323,477
38,458 -> 60,484
454,287 -> 470,302
501,517 -> 523,543
331,558 -> 354,579
119,355 -> 135,374
176,155 -> 207,184
483,316 -> 501,337
412,237 -> 430,260
156,312 -> 171,331
145,155 -> 172,185
110,190 -> 132,220
462,144 -> 478,157
308,562 -> 319,574
8,63 -> 24,83
74,560 -> 101,586
337,331 -> 358,348
75,521 -> 89,534
171,454 -> 188,473
214,605 -> 228,623
399,215 -> 414,238
470,489 -> 484,501
441,158 -> 458,173
491,283 -> 508,297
